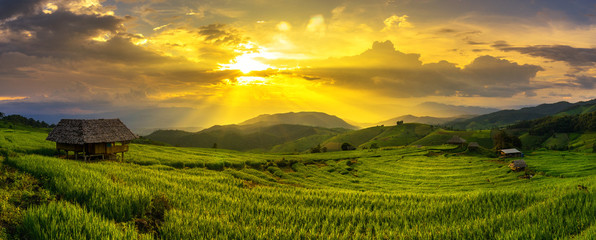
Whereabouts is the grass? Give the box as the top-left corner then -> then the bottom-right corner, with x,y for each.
20,201 -> 151,240
1,126 -> 596,239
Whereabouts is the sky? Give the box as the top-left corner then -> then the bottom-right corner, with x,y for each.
0,0 -> 595,129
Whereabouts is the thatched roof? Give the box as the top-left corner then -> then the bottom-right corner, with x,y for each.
468,142 -> 480,148
447,135 -> 466,144
47,119 -> 137,145
509,159 -> 527,171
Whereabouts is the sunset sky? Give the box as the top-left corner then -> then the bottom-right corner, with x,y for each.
1,0 -> 595,129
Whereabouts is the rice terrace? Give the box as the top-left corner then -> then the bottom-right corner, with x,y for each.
1,107 -> 595,239
2,0 -> 596,239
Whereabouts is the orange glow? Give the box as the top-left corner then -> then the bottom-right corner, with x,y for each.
0,96 -> 27,101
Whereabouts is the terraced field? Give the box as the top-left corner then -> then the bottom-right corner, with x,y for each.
1,127 -> 595,239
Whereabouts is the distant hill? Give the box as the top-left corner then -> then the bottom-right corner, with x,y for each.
414,102 -> 499,117
145,123 -> 349,151
320,123 -> 495,151
374,114 -> 473,126
239,112 -> 358,129
447,99 -> 596,130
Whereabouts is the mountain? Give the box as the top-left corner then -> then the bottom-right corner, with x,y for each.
239,112 -> 358,129
413,102 -> 499,117
374,114 -> 474,126
447,99 -> 596,130
145,123 -> 349,151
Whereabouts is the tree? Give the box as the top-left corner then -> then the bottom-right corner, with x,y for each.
493,130 -> 522,150
310,144 -> 323,153
212,143 -> 218,149
341,142 -> 355,151
0,112 -> 4,118
396,120 -> 403,125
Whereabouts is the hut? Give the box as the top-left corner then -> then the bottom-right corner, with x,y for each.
468,142 -> 480,150
499,148 -> 523,158
508,159 -> 527,171
447,135 -> 467,145
46,119 -> 137,161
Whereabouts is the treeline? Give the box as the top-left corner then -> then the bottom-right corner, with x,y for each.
0,112 -> 55,128
509,112 -> 596,135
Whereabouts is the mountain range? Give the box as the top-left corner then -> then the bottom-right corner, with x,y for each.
144,99 -> 596,152
447,99 -> 596,130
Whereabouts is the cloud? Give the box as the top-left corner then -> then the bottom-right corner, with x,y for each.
0,0 -> 46,20
310,40 -> 422,69
198,24 -> 243,46
496,44 -> 596,67
1,9 -> 124,56
565,74 -> 596,89
299,40 -> 544,97
306,14 -> 325,34
382,14 -> 412,31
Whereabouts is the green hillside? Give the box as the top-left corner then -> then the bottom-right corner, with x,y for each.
1,126 -> 596,239
448,99 -> 596,130
269,133 -> 338,153
510,112 -> 596,151
361,123 -> 434,148
146,124 -> 348,151
410,129 -> 494,148
322,124 -> 493,151
321,125 -> 386,150
556,104 -> 596,116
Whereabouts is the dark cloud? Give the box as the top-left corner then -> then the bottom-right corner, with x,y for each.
1,10 -> 120,56
565,74 -> 596,89
0,0 -> 45,20
463,55 -> 543,86
548,92 -> 572,97
436,28 -> 457,34
0,6 -> 181,65
198,24 -> 244,46
467,40 -> 486,45
300,41 -> 544,98
491,41 -> 510,48
496,44 -> 596,67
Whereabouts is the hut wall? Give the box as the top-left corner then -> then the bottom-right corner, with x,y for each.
106,144 -> 129,154
57,142 -> 130,155
56,143 -> 84,152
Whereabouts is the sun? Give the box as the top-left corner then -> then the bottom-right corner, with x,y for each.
218,53 -> 274,74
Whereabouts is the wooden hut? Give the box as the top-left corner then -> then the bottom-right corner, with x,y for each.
447,135 -> 466,145
499,148 -> 523,158
46,119 -> 137,161
508,159 -> 527,171
468,142 -> 480,149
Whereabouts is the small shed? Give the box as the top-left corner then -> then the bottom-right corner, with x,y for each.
509,159 -> 527,171
468,142 -> 480,149
500,148 -> 523,158
447,135 -> 467,145
46,119 -> 138,161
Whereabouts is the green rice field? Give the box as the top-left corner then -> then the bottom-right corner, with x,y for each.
1,127 -> 595,239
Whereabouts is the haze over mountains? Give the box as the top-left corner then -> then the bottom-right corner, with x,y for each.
145,99 -> 596,152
